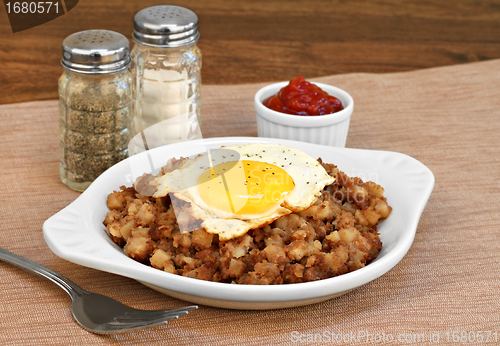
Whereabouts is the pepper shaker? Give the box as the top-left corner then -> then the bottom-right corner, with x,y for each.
129,5 -> 202,154
59,30 -> 133,191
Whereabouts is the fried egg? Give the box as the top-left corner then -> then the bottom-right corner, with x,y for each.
150,143 -> 335,240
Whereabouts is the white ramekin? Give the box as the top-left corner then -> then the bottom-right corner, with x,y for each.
255,81 -> 354,147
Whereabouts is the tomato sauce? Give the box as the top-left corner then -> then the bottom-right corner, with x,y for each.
263,76 -> 344,116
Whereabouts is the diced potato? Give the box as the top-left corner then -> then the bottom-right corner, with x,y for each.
364,181 -> 384,198
191,228 -> 213,249
345,202 -> 361,215
374,199 -> 392,218
350,185 -> 368,204
136,203 -> 155,226
362,206 -> 381,226
354,209 -> 369,226
150,249 -> 177,274
231,234 -> 252,258
104,209 -> 119,225
315,202 -> 333,220
123,234 -> 154,262
273,216 -> 288,229
286,263 -> 304,279
299,205 -> 318,218
264,243 -> 287,263
232,246 -> 247,258
107,191 -> 125,210
338,227 -> 359,243
127,202 -> 139,215
131,227 -> 149,238
254,261 -> 280,279
274,213 -> 301,230
228,259 -> 246,278
326,230 -> 341,243
173,232 -> 192,249
306,240 -> 322,256
108,223 -> 121,239
323,251 -> 347,272
119,219 -> 136,240
291,229 -> 307,241
264,234 -> 284,248
286,240 -> 308,261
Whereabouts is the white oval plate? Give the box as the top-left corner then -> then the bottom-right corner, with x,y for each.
43,137 -> 434,310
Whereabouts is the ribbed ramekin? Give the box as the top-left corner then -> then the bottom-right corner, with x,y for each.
255,81 -> 354,147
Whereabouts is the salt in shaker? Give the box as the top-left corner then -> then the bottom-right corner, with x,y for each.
129,5 -> 202,154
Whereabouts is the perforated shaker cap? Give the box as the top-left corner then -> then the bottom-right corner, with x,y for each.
61,30 -> 131,74
133,5 -> 200,48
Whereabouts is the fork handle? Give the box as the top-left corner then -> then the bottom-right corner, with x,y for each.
0,247 -> 86,300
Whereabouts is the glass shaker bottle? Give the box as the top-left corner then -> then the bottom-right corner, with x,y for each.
130,5 -> 202,154
59,30 -> 133,191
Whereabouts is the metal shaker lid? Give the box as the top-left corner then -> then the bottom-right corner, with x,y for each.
61,30 -> 131,74
133,5 -> 200,48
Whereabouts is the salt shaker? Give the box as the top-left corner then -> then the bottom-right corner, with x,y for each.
59,30 -> 133,192
130,5 -> 202,154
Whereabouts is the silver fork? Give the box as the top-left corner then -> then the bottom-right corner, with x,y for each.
0,247 -> 197,334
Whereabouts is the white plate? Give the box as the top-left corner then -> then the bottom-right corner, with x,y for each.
43,137 -> 434,310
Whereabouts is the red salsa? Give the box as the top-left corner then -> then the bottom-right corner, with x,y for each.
263,76 -> 344,116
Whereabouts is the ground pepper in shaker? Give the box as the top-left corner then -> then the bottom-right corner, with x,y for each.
59,30 -> 133,192
129,5 -> 202,154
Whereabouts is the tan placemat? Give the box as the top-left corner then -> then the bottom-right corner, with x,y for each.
1,59 -> 499,345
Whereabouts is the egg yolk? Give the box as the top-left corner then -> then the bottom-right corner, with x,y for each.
197,160 -> 295,216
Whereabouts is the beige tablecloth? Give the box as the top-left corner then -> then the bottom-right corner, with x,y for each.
1,59 -> 499,345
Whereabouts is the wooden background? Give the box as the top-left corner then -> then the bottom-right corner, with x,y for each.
1,0 -> 499,105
